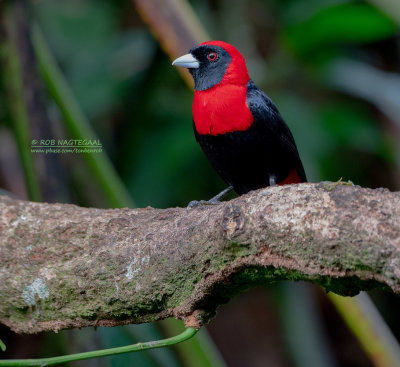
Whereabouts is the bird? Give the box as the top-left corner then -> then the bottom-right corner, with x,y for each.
172,41 -> 306,204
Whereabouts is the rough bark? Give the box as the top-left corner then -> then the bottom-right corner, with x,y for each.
0,182 -> 399,334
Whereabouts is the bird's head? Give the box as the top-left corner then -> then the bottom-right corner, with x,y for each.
172,41 -> 250,91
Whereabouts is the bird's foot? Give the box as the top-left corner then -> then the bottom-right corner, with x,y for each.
187,198 -> 220,208
186,185 -> 234,209
319,178 -> 354,192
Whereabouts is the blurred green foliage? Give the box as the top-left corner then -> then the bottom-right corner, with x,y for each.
284,2 -> 397,54
30,0 -> 400,209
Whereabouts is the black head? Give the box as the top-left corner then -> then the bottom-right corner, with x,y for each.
187,45 -> 231,91
172,41 -> 250,91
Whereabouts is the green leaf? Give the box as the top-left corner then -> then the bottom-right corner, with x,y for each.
284,2 -> 398,54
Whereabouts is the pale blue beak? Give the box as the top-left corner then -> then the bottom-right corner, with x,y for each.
172,53 -> 200,69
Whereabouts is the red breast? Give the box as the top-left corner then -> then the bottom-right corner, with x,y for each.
193,85 -> 253,135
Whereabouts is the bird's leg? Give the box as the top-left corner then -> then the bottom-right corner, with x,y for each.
187,185 -> 234,208
259,175 -> 277,197
208,185 -> 234,203
269,174 -> 277,186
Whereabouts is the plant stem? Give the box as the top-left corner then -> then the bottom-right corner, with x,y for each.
0,327 -> 198,366
31,23 -> 134,208
161,319 -> 227,367
0,340 -> 5,352
0,4 -> 41,201
329,292 -> 400,367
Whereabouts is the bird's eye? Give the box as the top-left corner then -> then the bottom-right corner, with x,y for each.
207,52 -> 218,61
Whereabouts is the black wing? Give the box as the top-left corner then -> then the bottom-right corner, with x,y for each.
246,80 -> 307,183
194,80 -> 306,194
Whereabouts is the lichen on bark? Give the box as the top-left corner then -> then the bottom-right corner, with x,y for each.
0,183 -> 399,334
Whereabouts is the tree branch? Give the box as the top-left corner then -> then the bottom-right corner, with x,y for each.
0,183 -> 399,334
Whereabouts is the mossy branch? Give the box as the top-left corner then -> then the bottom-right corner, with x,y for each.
0,182 -> 399,334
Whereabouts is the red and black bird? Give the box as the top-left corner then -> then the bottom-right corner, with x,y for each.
172,41 -> 306,201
